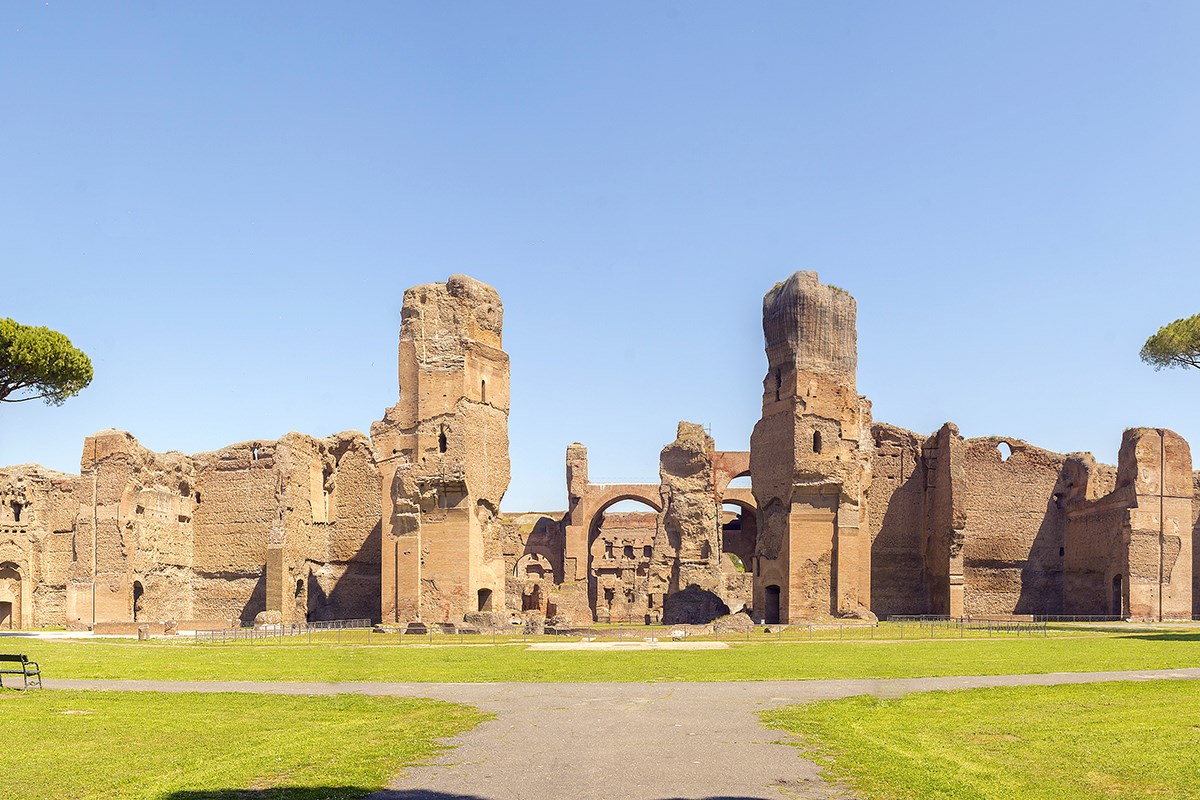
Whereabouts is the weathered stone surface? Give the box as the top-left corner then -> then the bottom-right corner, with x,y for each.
372,275 -> 510,624
0,463 -> 79,629
655,422 -> 725,622
253,609 -> 282,627
750,272 -> 872,622
1,271 -> 1193,628
712,610 -> 755,634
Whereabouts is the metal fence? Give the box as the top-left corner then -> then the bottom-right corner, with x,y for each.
189,618 -> 372,644
888,615 -> 1047,636
186,616 -> 1064,645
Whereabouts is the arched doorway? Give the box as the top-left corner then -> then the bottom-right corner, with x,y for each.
0,562 -> 22,630
1112,574 -> 1124,618
764,584 -> 781,625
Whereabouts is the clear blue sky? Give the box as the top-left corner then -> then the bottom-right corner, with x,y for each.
3,2 -> 1198,511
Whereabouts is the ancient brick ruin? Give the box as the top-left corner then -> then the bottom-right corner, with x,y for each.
1,272 -> 1195,629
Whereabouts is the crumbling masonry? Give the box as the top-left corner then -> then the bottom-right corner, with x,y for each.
1,272 -> 1194,629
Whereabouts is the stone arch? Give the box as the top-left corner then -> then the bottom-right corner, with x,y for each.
563,483 -> 663,587
712,452 -> 751,499
575,489 -> 661,623
514,551 -> 553,580
719,495 -> 758,575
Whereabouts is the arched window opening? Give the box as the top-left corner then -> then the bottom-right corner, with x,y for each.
481,379 -> 487,403
774,369 -> 782,401
438,427 -> 448,454
251,444 -> 260,462
295,578 -> 304,598
132,581 -> 145,623
725,474 -> 752,490
813,431 -> 823,454
10,501 -> 21,523
477,588 -> 493,612
997,442 -> 1013,462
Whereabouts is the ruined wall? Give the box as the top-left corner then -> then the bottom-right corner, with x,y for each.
5,271 -> 1195,629
656,422 -> 727,623
189,439 -> 274,623
1061,453 -> 1127,615
959,437 -> 1066,616
0,430 -> 381,630
867,424 -> 928,616
305,433 -> 382,622
750,271 -> 872,622
920,424 -> 965,616
372,275 -> 510,623
70,431 -> 199,628
1062,429 -> 1193,620
591,512 -> 656,623
243,432 -> 382,625
502,512 -> 563,619
0,465 -> 78,628
1119,428 -> 1192,620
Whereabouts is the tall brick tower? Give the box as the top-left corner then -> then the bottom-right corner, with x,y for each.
749,272 -> 872,622
371,275 -> 511,623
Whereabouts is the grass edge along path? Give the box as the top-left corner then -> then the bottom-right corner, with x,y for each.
0,689 -> 489,800
12,631 -> 1200,683
762,679 -> 1200,800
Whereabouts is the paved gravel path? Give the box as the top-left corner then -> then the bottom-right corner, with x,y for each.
45,668 -> 1200,800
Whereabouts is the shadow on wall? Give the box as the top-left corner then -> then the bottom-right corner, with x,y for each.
1013,496 -> 1066,615
314,521 -> 383,623
238,572 -> 267,624
167,791 -> 771,800
870,466 -> 929,616
661,584 -> 730,625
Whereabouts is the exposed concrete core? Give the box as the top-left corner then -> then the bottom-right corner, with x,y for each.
749,272 -> 874,623
371,275 -> 511,624
0,270 -> 1193,628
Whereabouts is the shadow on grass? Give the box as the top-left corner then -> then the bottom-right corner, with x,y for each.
167,790 -> 769,799
1117,631 -> 1200,642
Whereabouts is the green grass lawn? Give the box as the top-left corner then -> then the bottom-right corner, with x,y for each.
12,630 -> 1200,683
763,680 -> 1200,800
0,689 -> 487,800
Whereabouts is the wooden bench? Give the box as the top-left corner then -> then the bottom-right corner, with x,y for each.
0,654 -> 42,690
